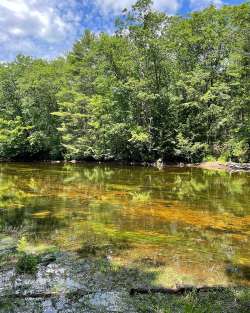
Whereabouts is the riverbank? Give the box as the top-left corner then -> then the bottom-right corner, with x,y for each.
191,161 -> 250,172
1,159 -> 250,172
1,235 -> 250,313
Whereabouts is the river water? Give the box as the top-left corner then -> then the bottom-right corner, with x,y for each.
0,162 -> 249,286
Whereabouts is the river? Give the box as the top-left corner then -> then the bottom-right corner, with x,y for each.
0,162 -> 249,286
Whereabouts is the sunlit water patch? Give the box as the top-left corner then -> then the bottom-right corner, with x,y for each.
0,162 -> 249,286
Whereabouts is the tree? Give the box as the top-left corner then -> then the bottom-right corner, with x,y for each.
1,1 -> 249,162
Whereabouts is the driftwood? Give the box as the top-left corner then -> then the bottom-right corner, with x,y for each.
130,286 -> 227,296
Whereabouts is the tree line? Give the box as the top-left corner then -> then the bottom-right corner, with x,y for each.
0,0 -> 249,162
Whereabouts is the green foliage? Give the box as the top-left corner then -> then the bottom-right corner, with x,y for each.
132,288 -> 250,313
0,1 -> 249,162
0,57 -> 65,160
203,155 -> 217,162
16,237 -> 39,274
17,236 -> 28,253
16,253 -> 39,274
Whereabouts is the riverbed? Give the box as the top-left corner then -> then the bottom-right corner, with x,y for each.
0,162 -> 249,287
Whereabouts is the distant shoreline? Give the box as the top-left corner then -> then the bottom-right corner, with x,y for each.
0,160 -> 249,172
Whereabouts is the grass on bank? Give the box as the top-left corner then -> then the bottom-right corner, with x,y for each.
130,288 -> 250,313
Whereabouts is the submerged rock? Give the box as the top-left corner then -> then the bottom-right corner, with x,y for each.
84,291 -> 136,313
154,158 -> 164,169
0,252 -> 137,313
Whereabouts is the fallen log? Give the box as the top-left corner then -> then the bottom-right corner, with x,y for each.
0,286 -> 242,299
130,286 -> 227,296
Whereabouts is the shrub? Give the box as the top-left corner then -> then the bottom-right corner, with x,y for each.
16,253 -> 39,274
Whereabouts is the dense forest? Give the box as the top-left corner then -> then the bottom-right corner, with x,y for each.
0,0 -> 249,163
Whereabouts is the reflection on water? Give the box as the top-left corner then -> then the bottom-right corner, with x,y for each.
0,162 -> 249,286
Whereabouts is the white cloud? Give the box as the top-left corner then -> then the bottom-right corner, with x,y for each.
94,0 -> 180,14
0,0 -> 73,44
0,0 -> 183,61
0,0 -> 82,60
190,0 -> 223,11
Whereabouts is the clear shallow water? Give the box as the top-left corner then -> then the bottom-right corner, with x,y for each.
0,163 -> 249,286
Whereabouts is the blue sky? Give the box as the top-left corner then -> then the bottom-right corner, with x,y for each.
0,0 -> 246,62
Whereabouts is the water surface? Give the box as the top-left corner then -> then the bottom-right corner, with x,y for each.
0,163 -> 249,286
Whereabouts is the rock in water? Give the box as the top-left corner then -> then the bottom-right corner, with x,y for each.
154,158 -> 163,169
